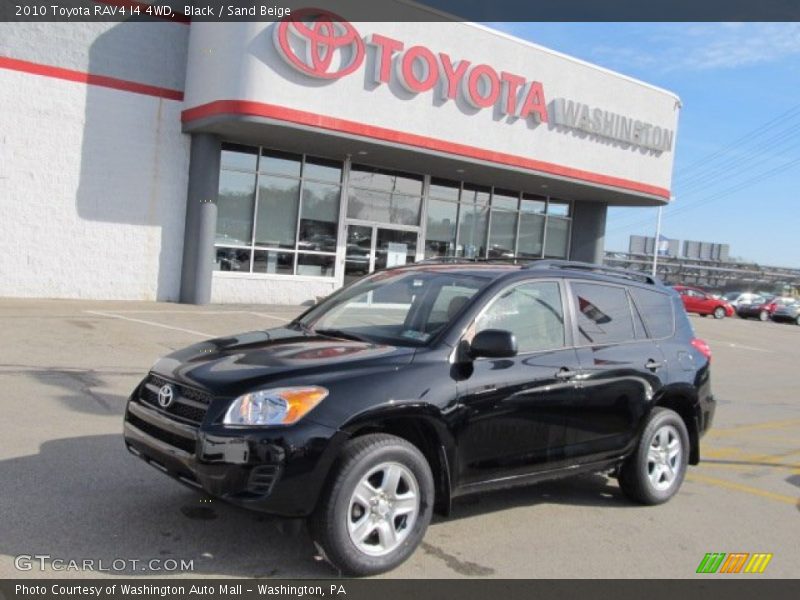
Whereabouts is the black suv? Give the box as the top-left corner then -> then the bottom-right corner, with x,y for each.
123,260 -> 715,575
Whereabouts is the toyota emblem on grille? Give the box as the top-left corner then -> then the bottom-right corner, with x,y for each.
157,384 -> 175,408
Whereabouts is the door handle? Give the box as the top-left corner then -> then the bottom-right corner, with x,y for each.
645,359 -> 665,371
555,368 -> 578,380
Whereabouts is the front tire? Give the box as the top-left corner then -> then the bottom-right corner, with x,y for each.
759,310 -> 769,322
713,306 -> 726,319
309,433 -> 434,576
618,408 -> 689,505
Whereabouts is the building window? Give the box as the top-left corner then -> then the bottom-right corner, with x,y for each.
543,201 -> 571,259
422,183 -> 572,261
458,184 -> 491,258
487,189 -> 519,258
347,164 -> 423,226
517,195 -> 546,258
214,144 -> 342,278
424,179 -> 459,258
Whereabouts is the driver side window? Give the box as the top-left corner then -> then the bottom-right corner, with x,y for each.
475,281 -> 565,352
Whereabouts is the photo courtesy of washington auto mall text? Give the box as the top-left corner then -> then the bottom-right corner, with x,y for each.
12,583 -> 347,598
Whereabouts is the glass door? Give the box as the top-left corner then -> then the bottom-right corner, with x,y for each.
374,228 -> 417,270
344,224 -> 418,286
344,225 -> 373,286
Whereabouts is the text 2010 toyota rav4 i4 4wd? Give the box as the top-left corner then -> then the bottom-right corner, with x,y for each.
124,260 -> 715,575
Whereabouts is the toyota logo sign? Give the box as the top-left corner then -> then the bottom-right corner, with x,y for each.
273,9 -> 550,125
274,8 -> 364,79
157,384 -> 175,409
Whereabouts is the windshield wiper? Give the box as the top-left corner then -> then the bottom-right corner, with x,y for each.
314,328 -> 370,343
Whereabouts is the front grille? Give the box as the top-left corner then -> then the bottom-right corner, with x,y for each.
138,374 -> 212,425
127,413 -> 196,455
247,465 -> 281,495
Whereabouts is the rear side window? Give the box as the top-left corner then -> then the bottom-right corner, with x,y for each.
570,282 -> 635,345
629,287 -> 675,339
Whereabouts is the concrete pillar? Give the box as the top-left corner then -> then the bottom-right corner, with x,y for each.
569,201 -> 607,264
179,134 -> 220,304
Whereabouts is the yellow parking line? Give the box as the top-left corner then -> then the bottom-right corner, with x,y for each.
710,434 -> 800,445
699,462 -> 799,473
707,418 -> 800,437
686,473 -> 798,506
704,446 -> 800,462
703,447 -> 742,458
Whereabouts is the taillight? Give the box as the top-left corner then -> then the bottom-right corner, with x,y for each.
691,338 -> 712,362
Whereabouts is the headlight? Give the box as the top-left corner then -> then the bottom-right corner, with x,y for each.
222,386 -> 329,426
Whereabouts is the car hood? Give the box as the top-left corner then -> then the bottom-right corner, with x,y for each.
149,327 -> 416,397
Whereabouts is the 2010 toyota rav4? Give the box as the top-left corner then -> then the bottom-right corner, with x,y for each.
123,260 -> 715,575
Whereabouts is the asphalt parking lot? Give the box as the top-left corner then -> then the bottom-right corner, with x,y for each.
0,298 -> 797,579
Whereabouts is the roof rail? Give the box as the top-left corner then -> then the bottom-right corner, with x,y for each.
526,260 -> 661,285
415,256 -> 534,265
413,257 -> 660,284
415,257 -> 471,264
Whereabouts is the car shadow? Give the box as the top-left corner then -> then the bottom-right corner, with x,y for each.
0,435 -> 648,577
785,474 -> 800,513
25,368 -> 135,417
437,472 -> 631,523
0,435 -> 336,577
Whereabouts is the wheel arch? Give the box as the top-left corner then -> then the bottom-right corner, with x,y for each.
340,406 -> 455,516
653,388 -> 700,465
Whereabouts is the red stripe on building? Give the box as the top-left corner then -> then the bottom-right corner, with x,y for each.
182,100 -> 671,199
0,56 -> 184,101
92,0 -> 191,24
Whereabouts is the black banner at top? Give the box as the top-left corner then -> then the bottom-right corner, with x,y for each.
2,0 -> 800,22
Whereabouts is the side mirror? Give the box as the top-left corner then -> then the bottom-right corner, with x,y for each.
469,329 -> 518,359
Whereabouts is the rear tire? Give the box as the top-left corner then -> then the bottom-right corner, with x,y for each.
795,315 -> 800,326
713,306 -> 726,319
309,433 -> 434,576
759,310 -> 769,322
618,408 -> 689,505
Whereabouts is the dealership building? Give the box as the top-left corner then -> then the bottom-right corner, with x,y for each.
0,5 -> 680,304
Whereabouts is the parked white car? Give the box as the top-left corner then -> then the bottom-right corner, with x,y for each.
722,292 -> 764,309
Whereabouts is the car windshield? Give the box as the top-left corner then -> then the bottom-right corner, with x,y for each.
295,269 -> 493,347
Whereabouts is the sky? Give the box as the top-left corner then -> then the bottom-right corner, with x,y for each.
486,23 -> 800,268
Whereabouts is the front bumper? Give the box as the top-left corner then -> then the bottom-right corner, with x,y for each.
123,397 -> 347,517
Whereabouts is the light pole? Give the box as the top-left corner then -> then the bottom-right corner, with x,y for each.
651,202 -> 665,278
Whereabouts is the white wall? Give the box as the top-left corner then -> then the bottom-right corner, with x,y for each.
0,69 -> 189,301
211,273 -> 336,304
0,21 -> 190,301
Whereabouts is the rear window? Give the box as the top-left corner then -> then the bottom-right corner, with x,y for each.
629,287 -> 675,339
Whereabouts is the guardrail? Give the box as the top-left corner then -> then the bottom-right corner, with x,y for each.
604,252 -> 800,291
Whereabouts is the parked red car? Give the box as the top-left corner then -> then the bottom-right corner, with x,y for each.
738,296 -> 797,321
673,286 -> 735,319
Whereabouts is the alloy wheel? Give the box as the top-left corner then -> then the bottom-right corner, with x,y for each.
646,425 -> 682,491
346,462 -> 420,556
